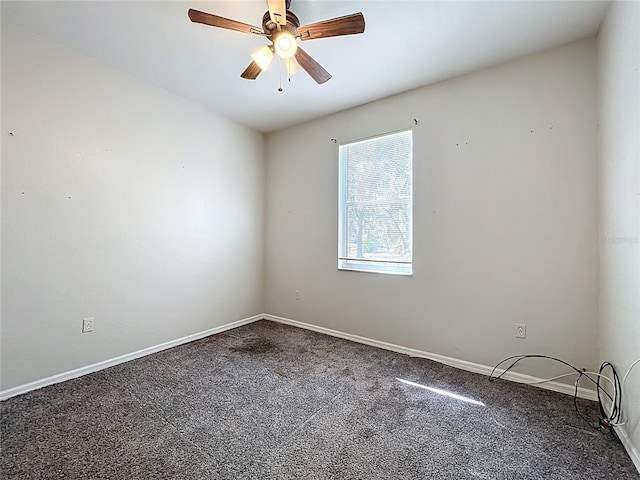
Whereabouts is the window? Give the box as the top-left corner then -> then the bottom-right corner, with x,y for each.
338,129 -> 413,275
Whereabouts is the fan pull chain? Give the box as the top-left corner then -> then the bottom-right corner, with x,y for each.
278,57 -> 283,92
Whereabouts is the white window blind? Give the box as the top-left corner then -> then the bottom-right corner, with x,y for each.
338,129 -> 413,275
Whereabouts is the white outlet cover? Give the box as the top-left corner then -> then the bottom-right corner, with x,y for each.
82,317 -> 94,333
515,323 -> 526,339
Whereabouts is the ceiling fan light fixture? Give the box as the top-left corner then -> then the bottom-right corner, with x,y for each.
274,31 -> 297,59
251,45 -> 274,71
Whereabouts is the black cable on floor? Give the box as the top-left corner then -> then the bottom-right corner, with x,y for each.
489,354 -> 621,431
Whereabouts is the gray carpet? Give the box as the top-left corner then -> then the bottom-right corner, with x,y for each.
1,320 -> 638,479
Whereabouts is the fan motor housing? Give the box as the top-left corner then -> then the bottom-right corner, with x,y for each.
262,10 -> 300,37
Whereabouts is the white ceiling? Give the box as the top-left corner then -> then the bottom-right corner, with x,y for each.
2,1 -> 610,133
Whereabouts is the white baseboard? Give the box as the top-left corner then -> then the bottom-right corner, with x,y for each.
0,312 -> 598,403
264,314 -> 599,402
0,314 -> 263,401
600,397 -> 640,473
614,426 -> 640,473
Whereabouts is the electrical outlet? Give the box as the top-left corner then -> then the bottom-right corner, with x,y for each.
82,317 -> 94,333
515,323 -> 526,339
295,289 -> 300,300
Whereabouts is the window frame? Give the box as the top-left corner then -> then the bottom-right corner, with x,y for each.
337,129 -> 413,276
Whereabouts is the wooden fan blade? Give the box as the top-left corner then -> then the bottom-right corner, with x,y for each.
267,0 -> 286,26
188,9 -> 262,35
298,12 -> 365,41
295,47 -> 331,84
241,61 -> 262,80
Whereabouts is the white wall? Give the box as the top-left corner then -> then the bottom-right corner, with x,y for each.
265,39 -> 599,382
1,24 -> 265,390
598,0 -> 640,463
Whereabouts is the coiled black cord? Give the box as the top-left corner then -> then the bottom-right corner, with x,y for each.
597,361 -> 622,427
489,354 -> 620,430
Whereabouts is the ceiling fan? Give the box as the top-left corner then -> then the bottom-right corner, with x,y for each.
188,0 -> 365,85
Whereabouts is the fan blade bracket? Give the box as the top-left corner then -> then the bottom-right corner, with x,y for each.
267,0 -> 287,27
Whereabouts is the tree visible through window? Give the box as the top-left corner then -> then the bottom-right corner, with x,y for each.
338,129 -> 413,275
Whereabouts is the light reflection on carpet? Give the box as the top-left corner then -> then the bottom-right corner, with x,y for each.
396,378 -> 485,406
